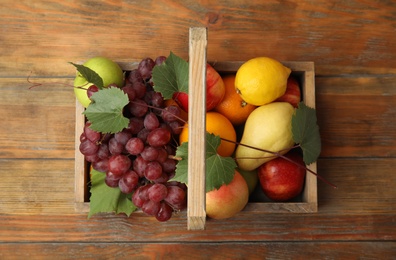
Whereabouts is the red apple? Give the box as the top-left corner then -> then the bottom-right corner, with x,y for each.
206,170 -> 249,219
275,76 -> 301,108
173,63 -> 225,112
257,151 -> 306,201
172,92 -> 188,112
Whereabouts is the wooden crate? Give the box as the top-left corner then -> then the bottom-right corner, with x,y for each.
74,29 -> 317,228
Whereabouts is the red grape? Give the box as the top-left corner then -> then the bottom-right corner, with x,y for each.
118,170 -> 139,194
92,158 -> 109,173
156,202 -> 173,222
127,117 -> 144,135
141,146 -> 159,161
155,56 -> 167,66
108,154 -> 131,177
84,123 -> 101,143
147,128 -> 171,147
144,112 -> 160,131
141,200 -> 161,216
125,137 -> 144,155
108,137 -> 123,155
165,185 -> 187,210
161,105 -> 181,123
122,85 -> 136,101
129,99 -> 148,117
148,183 -> 168,202
133,155 -> 148,178
138,57 -> 155,80
87,85 -> 99,99
144,161 -> 163,181
79,139 -> 98,156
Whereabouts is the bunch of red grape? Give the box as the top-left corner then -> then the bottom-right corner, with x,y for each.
79,56 -> 187,222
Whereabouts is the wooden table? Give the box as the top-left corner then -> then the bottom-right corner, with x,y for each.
1,1 -> 395,258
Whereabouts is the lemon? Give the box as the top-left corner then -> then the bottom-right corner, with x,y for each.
235,57 -> 291,106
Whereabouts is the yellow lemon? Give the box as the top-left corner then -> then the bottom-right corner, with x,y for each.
235,57 -> 291,106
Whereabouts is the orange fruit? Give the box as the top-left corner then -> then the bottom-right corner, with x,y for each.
179,112 -> 236,157
214,75 -> 257,125
164,99 -> 188,123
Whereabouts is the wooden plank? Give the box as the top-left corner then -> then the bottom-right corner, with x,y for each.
187,27 -> 207,230
317,158 -> 396,214
1,153 -> 395,217
0,78 -> 76,159
0,157 -> 395,240
0,159 -> 76,215
1,1 -> 396,77
0,242 -> 395,259
0,213 -> 394,242
2,76 -> 394,160
1,78 -> 394,162
316,77 -> 396,158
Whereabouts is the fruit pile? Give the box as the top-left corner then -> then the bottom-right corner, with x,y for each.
74,54 -> 322,222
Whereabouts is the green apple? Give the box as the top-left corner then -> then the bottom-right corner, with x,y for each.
73,56 -> 124,107
238,167 -> 258,195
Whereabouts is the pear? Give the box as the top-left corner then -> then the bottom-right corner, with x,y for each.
235,102 -> 295,171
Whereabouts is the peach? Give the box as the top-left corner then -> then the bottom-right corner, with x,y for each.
206,170 -> 249,219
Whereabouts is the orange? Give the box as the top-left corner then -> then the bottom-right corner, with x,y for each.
214,75 -> 257,125
179,112 -> 236,157
164,99 -> 188,123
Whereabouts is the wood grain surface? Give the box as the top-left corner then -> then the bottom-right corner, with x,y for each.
0,0 -> 395,258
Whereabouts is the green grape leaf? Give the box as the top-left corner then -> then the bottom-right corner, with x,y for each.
170,133 -> 237,192
69,62 -> 104,89
88,169 -> 137,218
83,87 -> 129,134
152,52 -> 189,99
292,102 -> 321,165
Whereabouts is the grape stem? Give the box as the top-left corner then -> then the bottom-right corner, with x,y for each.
168,155 -> 182,161
129,100 -> 188,124
221,137 -> 337,189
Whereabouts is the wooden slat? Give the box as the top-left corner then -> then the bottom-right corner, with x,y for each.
0,159 -> 76,215
317,158 -> 396,214
0,242 -> 395,259
0,157 -> 394,218
2,76 -> 394,160
316,77 -> 396,157
187,27 -> 207,230
0,78 -> 76,159
0,213 -> 394,242
1,1 -> 396,77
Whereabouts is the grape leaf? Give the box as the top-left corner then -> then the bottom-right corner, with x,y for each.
292,102 -> 321,165
88,169 -> 137,218
83,87 -> 129,134
152,52 -> 189,99
69,62 -> 104,89
170,133 -> 237,192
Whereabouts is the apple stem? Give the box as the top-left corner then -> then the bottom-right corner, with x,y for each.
220,137 -> 337,189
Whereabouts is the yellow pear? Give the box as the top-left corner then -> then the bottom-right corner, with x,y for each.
235,102 -> 295,171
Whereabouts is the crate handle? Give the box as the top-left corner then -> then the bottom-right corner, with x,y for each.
187,27 -> 207,230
